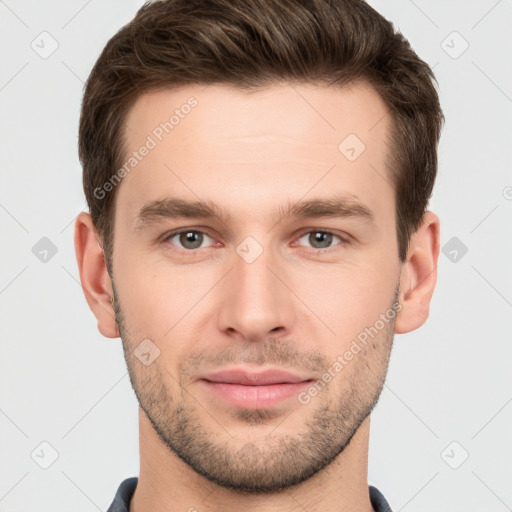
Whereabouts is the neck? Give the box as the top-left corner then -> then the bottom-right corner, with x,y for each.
130,408 -> 374,512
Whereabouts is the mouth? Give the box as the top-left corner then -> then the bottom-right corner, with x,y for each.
198,368 -> 315,409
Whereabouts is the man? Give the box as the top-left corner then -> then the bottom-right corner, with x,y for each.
74,0 -> 443,510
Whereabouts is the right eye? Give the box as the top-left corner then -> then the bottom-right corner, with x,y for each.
163,229 -> 218,251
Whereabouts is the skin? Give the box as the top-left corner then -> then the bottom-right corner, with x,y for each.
75,82 -> 440,512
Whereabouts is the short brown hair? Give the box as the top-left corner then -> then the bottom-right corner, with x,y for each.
79,0 -> 444,273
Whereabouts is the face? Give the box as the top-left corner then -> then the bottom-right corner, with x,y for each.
110,82 -> 402,492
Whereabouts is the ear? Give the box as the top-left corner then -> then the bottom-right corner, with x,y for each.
395,211 -> 440,334
74,212 -> 119,338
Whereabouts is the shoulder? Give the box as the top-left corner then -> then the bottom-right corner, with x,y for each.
369,485 -> 393,512
106,477 -> 138,512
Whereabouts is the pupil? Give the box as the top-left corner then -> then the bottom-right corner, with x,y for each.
181,231 -> 202,249
311,232 -> 332,248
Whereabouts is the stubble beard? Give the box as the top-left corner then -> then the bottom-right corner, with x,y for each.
112,282 -> 397,494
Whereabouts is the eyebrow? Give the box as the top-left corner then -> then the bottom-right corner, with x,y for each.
134,194 -> 374,230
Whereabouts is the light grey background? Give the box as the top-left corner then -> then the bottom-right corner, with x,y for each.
0,1 -> 511,511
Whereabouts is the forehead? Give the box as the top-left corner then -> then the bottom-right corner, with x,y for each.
123,81 -> 390,149
116,82 -> 393,227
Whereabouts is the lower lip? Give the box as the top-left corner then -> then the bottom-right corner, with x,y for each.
200,380 -> 312,409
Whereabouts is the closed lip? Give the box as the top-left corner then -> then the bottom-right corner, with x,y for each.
200,368 -> 313,386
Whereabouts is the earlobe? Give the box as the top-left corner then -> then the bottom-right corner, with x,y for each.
74,212 -> 119,338
395,211 -> 440,334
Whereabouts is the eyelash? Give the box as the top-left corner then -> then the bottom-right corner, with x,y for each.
161,228 -> 349,254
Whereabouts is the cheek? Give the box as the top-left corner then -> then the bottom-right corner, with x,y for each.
292,259 -> 398,338
116,259 -> 212,347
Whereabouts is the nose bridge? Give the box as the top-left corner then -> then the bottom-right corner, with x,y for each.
216,235 -> 294,341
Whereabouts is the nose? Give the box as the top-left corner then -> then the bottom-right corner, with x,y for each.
216,240 -> 296,343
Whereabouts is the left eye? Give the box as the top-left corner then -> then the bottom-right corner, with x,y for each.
296,231 -> 345,250
165,230 -> 215,250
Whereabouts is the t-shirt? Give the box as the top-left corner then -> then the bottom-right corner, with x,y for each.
106,477 -> 393,512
